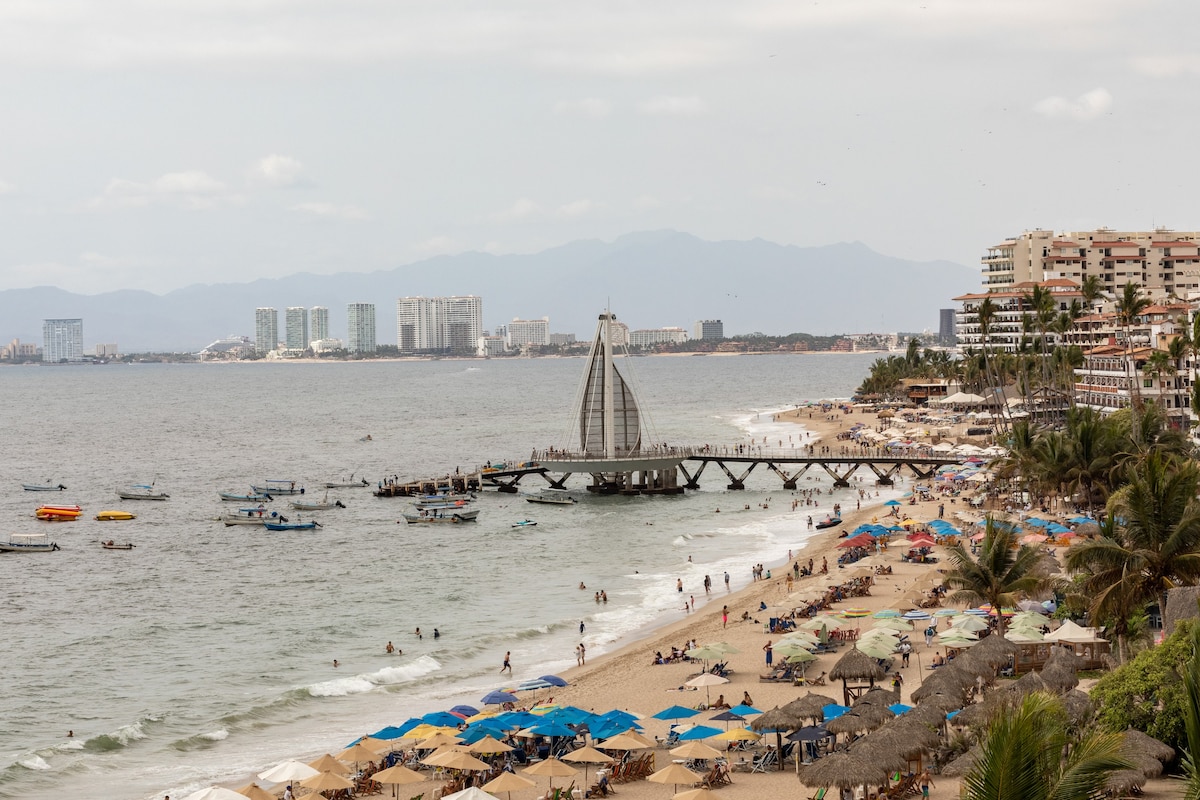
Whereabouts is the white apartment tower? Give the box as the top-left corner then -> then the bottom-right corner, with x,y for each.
347,303 -> 377,354
254,308 -> 278,354
396,295 -> 483,354
285,307 -> 309,351
310,306 -> 329,345
507,317 -> 550,348
42,318 -> 83,363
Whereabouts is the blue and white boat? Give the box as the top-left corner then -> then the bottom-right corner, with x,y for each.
264,519 -> 322,531
250,480 -> 305,496
22,482 -> 67,492
218,491 -> 273,502
222,507 -> 278,526
0,533 -> 60,552
117,483 -> 170,501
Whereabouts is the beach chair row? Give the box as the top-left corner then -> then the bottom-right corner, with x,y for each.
609,753 -> 655,783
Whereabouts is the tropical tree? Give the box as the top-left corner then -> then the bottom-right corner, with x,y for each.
943,516 -> 1052,635
1180,613 -> 1200,800
962,692 -> 1130,800
1115,282 -> 1153,439
1066,451 -> 1200,661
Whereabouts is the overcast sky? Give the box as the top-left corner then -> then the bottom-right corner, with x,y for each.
0,0 -> 1194,295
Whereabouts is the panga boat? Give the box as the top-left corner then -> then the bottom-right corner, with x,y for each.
525,490 -> 577,506
101,540 -> 135,550
263,520 -> 322,531
250,480 -> 306,496
36,505 -> 82,521
0,533 -> 60,552
22,482 -> 67,492
218,491 -> 273,502
413,498 -> 473,511
222,507 -> 278,526
117,484 -> 170,501
289,492 -> 345,511
401,509 -> 480,524
96,510 -> 136,521
512,520 -> 538,528
324,474 -> 370,489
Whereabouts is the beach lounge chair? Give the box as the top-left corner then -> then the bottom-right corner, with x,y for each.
749,750 -> 777,773
808,788 -> 827,800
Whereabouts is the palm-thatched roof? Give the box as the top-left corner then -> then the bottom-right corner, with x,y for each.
913,692 -> 964,713
1004,670 -> 1049,698
902,703 -> 948,727
844,740 -> 909,773
830,648 -> 886,681
1044,646 -> 1083,673
856,720 -> 940,759
1038,664 -> 1078,693
1104,769 -> 1148,794
910,666 -> 974,702
1120,728 -> 1175,764
824,712 -> 878,736
940,743 -> 981,777
966,634 -> 1017,666
853,687 -> 898,708
948,702 -> 988,728
1062,690 -> 1094,725
798,752 -> 891,789
783,692 -> 837,721
850,703 -> 897,726
749,706 -> 802,733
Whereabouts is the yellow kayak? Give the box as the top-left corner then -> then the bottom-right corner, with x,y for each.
95,510 -> 137,521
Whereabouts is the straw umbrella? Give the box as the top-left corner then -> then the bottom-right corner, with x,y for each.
1121,729 -> 1175,765
236,784 -> 276,800
749,706 -> 801,772
799,751 -> 890,791
598,732 -> 652,752
648,763 -> 703,793
562,745 -> 615,784
829,647 -> 886,705
1104,769 -> 1149,796
424,750 -> 492,772
299,770 -> 356,794
340,741 -> 385,767
308,753 -> 352,775
672,789 -> 723,800
522,757 -> 578,790
372,763 -> 428,799
782,692 -> 837,723
671,741 -> 723,761
469,735 -> 515,755
482,771 -> 537,800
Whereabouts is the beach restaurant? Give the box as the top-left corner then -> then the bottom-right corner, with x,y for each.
1009,620 -> 1110,674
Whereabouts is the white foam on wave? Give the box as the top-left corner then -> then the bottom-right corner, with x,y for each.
308,655 -> 441,697
18,755 -> 51,770
200,729 -> 229,742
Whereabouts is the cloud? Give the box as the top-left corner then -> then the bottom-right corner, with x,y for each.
250,154 -> 304,187
289,202 -> 369,220
632,195 -> 662,211
638,95 -> 707,116
1033,88 -> 1112,121
553,98 -> 612,118
89,170 -> 239,209
1130,54 -> 1200,78
557,199 -> 594,218
490,198 -> 542,223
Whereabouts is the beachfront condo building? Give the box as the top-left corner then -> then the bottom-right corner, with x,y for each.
396,295 -> 483,355
347,303 -> 377,354
285,307 -> 309,351
42,318 -> 84,363
310,306 -> 329,345
694,319 -> 724,340
982,228 -> 1200,297
630,327 -> 689,348
254,308 -> 278,354
507,317 -> 550,348
953,279 -> 1084,355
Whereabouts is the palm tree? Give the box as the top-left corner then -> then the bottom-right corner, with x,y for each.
943,516 -> 1051,636
1066,451 -> 1200,661
1179,620 -> 1200,800
963,692 -> 1130,800
976,297 -> 1007,433
1115,282 -> 1152,440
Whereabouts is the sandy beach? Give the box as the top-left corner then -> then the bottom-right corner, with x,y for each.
212,407 -> 1183,800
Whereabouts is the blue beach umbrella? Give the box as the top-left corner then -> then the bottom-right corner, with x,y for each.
729,704 -> 762,716
822,704 -> 850,721
902,610 -> 932,620
422,711 -> 466,727
677,725 -> 723,741
482,690 -> 519,705
539,675 -> 569,687
888,703 -> 912,716
883,500 -> 902,506
517,678 -> 555,691
653,705 -> 701,721
451,705 -> 479,717
530,721 -> 577,738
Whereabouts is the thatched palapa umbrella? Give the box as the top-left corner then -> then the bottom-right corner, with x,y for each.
1038,664 -> 1079,693
911,665 -> 973,703
1120,728 -> 1175,767
782,692 -> 837,722
799,751 -> 891,791
1104,769 -> 1148,796
940,743 -> 981,777
829,647 -> 886,706
749,706 -> 802,772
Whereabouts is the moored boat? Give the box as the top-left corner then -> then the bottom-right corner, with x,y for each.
96,510 -> 136,521
0,533 -> 60,552
218,491 -> 273,502
525,491 -> 577,506
324,474 -> 370,489
222,507 -> 278,526
401,509 -> 480,524
512,519 -> 538,528
263,520 -> 322,531
22,482 -> 67,492
413,498 -> 473,511
289,498 -> 345,511
101,540 -> 135,550
36,505 -> 82,521
251,480 -> 305,495
117,484 -> 170,501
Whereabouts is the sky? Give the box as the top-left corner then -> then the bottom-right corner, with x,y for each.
1,0 -> 1197,295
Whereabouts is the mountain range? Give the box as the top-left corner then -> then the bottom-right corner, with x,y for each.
0,231 -> 977,352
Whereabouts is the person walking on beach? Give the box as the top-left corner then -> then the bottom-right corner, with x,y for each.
580,620 -> 585,634
575,643 -> 583,666
500,651 -> 511,674
918,770 -> 934,798
724,571 -> 730,590
722,605 -> 728,629
579,642 -> 586,665
763,640 -> 773,666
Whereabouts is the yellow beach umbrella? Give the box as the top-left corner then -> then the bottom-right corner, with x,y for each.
373,764 -> 428,786
523,757 -> 578,789
670,741 -> 723,761
562,745 -> 615,783
235,784 -> 276,800
648,763 -> 703,792
483,770 -> 538,800
339,742 -> 384,764
299,770 -> 355,793
308,753 -> 352,774
468,734 -> 515,754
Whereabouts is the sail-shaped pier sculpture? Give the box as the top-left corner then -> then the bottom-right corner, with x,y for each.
535,312 -> 685,494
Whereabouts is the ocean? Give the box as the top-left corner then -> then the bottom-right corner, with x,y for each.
0,352 -> 882,799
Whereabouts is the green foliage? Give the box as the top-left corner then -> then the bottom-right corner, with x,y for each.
1180,613 -> 1200,800
1091,619 -> 1196,751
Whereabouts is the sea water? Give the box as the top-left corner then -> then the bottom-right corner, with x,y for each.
0,353 -> 882,799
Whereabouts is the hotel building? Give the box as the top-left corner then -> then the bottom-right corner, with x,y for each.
42,318 -> 84,363
254,308 -> 278,354
285,307 -> 309,351
310,307 -> 329,345
347,303 -> 377,354
396,295 -> 483,355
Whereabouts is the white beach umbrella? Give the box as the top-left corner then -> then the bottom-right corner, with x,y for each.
257,759 -> 320,783
181,788 -> 248,800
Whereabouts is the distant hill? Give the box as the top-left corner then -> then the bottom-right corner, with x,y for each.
0,231 -> 977,352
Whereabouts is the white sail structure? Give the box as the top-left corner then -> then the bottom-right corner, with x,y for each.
579,312 -> 641,458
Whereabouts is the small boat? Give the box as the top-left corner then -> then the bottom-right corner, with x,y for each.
264,520 -> 322,531
525,490 -> 577,506
36,505 -> 82,521
290,491 -> 345,511
815,516 -> 843,529
413,498 -> 472,511
101,540 -> 135,550
401,509 -> 480,524
222,507 -> 278,526
23,482 -> 67,492
512,520 -> 538,528
0,533 -> 60,552
95,510 -> 136,521
117,484 -> 170,501
324,474 -> 370,489
218,491 -> 273,502
416,493 -> 475,503
251,480 -> 305,496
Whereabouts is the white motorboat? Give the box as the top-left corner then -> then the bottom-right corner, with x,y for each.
251,480 -> 305,496
525,490 -> 577,506
117,484 -> 170,501
22,482 -> 67,492
0,533 -> 60,552
401,509 -> 480,524
324,474 -> 370,489
222,507 -> 278,526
